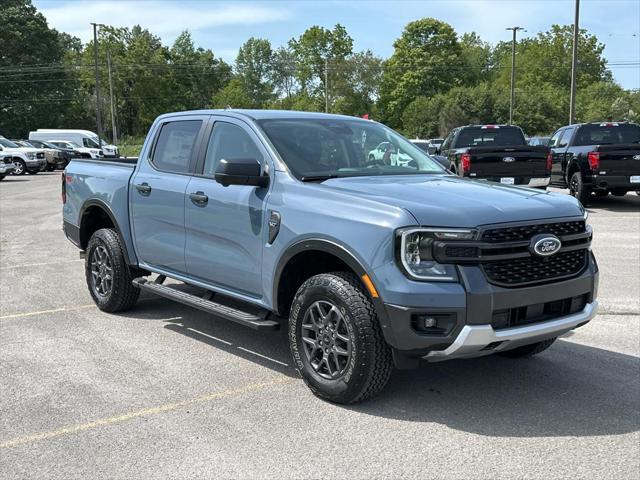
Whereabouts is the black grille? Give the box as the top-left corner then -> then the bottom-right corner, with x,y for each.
445,246 -> 479,258
3,158 -> 12,164
482,221 -> 585,243
482,249 -> 587,287
491,294 -> 589,329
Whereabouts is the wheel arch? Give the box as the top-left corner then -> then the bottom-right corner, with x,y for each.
272,239 -> 381,318
79,199 -> 135,264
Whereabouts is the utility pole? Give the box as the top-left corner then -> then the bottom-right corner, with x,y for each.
324,57 -> 329,113
106,50 -> 117,145
90,22 -> 103,147
506,26 -> 524,125
569,0 -> 580,124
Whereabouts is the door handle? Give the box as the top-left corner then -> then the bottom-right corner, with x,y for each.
189,191 -> 208,205
135,182 -> 151,195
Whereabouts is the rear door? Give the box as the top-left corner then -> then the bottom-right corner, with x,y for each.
130,115 -> 207,274
184,116 -> 271,298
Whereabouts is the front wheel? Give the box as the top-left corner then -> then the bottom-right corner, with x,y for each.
568,171 -> 591,205
498,338 -> 557,358
289,272 -> 393,404
85,228 -> 140,312
12,159 -> 26,175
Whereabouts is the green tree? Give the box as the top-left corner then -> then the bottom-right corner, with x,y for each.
379,18 -> 464,128
235,37 -> 274,107
289,24 -> 353,97
331,50 -> 383,117
0,0 -> 81,136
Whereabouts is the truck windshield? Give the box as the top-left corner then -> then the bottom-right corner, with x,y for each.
455,127 -> 525,148
258,118 -> 445,180
574,123 -> 640,146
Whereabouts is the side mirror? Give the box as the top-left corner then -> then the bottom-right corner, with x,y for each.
215,158 -> 269,188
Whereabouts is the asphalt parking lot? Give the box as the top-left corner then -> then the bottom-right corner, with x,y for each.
1,172 -> 639,479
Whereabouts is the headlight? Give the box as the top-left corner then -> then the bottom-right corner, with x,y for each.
27,152 -> 36,159
397,228 -> 475,281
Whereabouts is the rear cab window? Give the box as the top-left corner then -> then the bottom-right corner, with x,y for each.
151,120 -> 203,173
574,123 -> 640,146
454,126 -> 525,148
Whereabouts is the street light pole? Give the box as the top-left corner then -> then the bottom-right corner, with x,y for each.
506,26 -> 524,125
569,0 -> 580,124
90,22 -> 104,147
107,49 -> 117,145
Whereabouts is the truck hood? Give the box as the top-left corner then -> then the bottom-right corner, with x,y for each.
321,174 -> 584,227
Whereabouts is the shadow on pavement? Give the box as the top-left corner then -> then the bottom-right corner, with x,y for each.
585,192 -> 640,213
122,296 -> 640,438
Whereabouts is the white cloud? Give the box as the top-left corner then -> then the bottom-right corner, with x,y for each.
39,1 -> 291,43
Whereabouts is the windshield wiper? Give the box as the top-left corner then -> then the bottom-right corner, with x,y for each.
300,174 -> 340,182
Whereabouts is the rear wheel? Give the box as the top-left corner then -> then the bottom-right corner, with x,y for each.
498,338 -> 557,358
568,171 -> 591,205
289,272 -> 393,404
85,228 -> 140,312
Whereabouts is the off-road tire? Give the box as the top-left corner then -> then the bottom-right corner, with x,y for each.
498,338 -> 557,358
85,228 -> 140,312
289,272 -> 393,404
569,171 -> 591,205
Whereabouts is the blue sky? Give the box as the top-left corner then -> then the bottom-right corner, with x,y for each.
34,0 -> 639,89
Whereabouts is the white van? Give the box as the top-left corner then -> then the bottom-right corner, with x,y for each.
29,129 -> 118,157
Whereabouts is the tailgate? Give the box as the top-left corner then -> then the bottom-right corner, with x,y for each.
467,145 -> 549,177
595,144 -> 640,175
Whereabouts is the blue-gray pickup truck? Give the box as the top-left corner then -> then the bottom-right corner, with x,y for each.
63,110 -> 599,403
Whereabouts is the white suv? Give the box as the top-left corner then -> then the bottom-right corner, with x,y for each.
0,137 -> 47,175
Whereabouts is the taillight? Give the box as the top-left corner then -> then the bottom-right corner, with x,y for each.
460,153 -> 471,173
61,171 -> 66,204
587,151 -> 600,170
546,152 -> 553,171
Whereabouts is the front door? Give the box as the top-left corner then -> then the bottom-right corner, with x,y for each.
130,117 -> 206,273
184,117 -> 270,298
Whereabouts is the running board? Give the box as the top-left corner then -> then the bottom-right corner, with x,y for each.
133,278 -> 279,330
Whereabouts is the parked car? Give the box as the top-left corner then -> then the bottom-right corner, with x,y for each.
367,141 -> 413,166
549,121 -> 640,203
47,140 -> 99,159
29,129 -> 118,157
0,151 -> 16,180
439,124 -> 551,188
0,136 -> 47,175
63,110 -> 598,404
410,139 -> 434,153
17,139 -> 68,171
529,136 -> 550,147
427,138 -> 444,149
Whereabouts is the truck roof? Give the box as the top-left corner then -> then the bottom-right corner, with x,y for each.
155,109 -> 369,123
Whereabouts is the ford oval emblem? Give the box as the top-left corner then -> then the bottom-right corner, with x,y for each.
633,154 -> 640,160
502,157 -> 516,163
530,234 -> 562,257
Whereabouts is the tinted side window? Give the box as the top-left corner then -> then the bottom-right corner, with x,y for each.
549,129 -> 564,148
558,127 -> 575,148
441,131 -> 454,151
152,120 -> 202,173
203,122 -> 263,176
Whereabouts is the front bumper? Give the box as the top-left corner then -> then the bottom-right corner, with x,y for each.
466,175 -> 550,187
424,301 -> 597,361
0,164 -> 15,174
376,251 -> 598,357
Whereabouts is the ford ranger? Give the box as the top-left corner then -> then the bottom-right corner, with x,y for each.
439,124 -> 551,188
63,110 -> 598,403
549,121 -> 640,204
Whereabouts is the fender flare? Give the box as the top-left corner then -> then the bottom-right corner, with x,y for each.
79,198 -> 136,265
272,238 -> 394,344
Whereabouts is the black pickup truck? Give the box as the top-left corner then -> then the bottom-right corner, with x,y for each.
438,125 -> 551,188
549,122 -> 640,204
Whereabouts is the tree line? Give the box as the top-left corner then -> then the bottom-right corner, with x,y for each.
1,0 -> 638,141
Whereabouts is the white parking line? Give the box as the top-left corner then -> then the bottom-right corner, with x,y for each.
0,304 -> 96,320
0,259 -> 83,270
